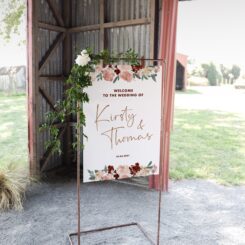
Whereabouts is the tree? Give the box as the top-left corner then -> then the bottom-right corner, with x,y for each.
0,0 -> 25,42
220,64 -> 241,84
220,64 -> 230,84
230,65 -> 241,84
201,62 -> 220,86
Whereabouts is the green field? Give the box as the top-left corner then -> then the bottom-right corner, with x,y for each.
170,109 -> 245,185
1,93 -> 245,185
0,94 -> 28,169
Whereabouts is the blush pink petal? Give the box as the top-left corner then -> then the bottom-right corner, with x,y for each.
102,68 -> 114,81
120,71 -> 133,82
101,174 -> 114,180
117,165 -> 131,178
118,65 -> 132,71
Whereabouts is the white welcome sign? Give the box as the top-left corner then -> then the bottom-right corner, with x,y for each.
83,65 -> 162,182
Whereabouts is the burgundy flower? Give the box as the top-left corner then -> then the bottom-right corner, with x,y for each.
134,163 -> 141,171
114,171 -> 119,180
132,65 -> 143,73
129,167 -> 135,176
129,163 -> 141,176
114,68 -> 121,75
108,165 -> 114,174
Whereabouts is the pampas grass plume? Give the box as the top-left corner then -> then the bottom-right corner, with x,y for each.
0,164 -> 30,211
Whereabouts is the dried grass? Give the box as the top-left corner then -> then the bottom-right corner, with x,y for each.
0,164 -> 30,212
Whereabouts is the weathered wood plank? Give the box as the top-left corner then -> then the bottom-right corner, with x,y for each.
38,32 -> 66,74
100,0 -> 105,50
69,18 -> 151,33
69,23 -> 101,33
27,0 -> 39,176
38,22 -> 67,32
100,18 -> 151,30
39,75 -> 66,81
39,122 -> 66,129
69,122 -> 77,127
63,0 -> 72,166
46,0 -> 65,26
149,0 -> 156,59
40,127 -> 66,172
39,84 -> 58,112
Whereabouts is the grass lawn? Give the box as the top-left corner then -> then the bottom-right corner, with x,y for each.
1,92 -> 245,185
170,109 -> 245,185
0,94 -> 28,169
175,88 -> 201,94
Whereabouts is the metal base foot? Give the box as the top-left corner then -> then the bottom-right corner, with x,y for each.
68,222 -> 155,245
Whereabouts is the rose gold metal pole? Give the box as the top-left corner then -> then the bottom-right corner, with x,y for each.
77,101 -> 81,245
70,58 -> 166,245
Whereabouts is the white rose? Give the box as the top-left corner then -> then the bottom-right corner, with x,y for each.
75,50 -> 91,66
81,49 -> 88,55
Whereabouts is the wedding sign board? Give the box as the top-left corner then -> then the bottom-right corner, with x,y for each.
83,65 -> 162,182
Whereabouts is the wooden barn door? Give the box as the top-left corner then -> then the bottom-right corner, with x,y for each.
28,0 -> 159,176
28,0 -> 71,175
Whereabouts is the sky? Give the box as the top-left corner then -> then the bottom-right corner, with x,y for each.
0,0 -> 245,71
0,40 -> 26,67
0,8 -> 26,68
177,0 -> 245,71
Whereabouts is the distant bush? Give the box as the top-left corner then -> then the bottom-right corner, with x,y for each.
201,63 -> 220,86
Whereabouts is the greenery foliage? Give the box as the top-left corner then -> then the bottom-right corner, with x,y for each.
220,64 -> 241,84
0,0 -> 25,42
230,65 -> 241,83
40,49 -> 140,155
220,64 -> 230,84
189,60 -> 241,86
201,62 -> 221,86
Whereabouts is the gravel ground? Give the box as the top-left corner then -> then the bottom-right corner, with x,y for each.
0,179 -> 245,245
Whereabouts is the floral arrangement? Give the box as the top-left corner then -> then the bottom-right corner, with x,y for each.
41,49 -> 140,155
88,161 -> 157,181
95,64 -> 159,83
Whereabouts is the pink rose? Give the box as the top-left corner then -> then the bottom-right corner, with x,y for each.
120,70 -> 133,82
116,165 -> 131,179
118,65 -> 132,71
101,173 -> 114,180
102,68 -> 114,81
